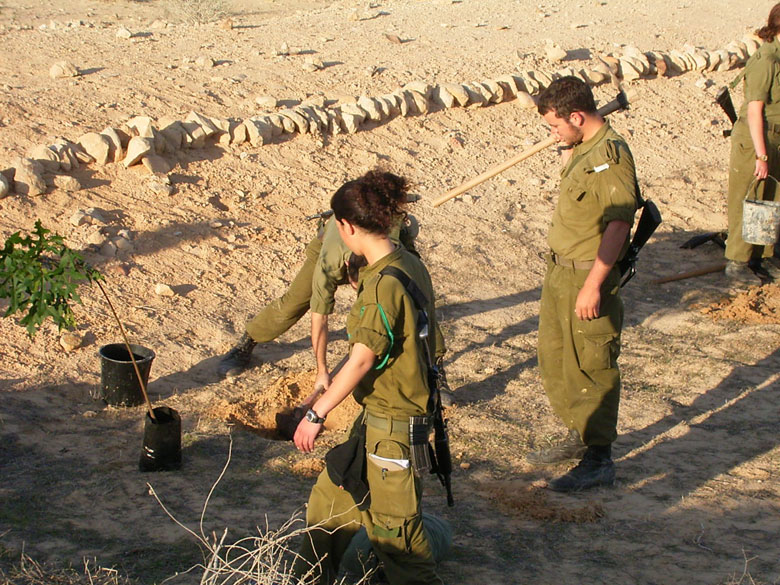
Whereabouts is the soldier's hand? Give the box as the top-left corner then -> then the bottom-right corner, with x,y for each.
294,419 -> 323,453
575,285 -> 601,321
755,159 -> 769,179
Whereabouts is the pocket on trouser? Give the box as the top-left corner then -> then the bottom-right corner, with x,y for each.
579,333 -> 617,370
368,511 -> 411,555
366,440 -> 418,518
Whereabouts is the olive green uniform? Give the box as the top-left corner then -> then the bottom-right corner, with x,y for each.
726,38 -> 780,262
244,217 -> 435,347
296,247 -> 444,585
538,122 -> 638,447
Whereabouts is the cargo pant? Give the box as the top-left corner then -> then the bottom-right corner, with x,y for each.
294,414 -> 442,585
537,259 -> 623,447
725,120 -> 780,262
245,236 -> 324,342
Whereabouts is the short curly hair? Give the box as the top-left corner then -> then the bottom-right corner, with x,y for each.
537,76 -> 597,119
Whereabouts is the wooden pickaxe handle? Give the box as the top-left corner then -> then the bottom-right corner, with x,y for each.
432,90 -> 633,208
652,262 -> 727,284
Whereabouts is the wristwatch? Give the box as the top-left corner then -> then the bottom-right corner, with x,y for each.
305,408 -> 326,424
757,154 -> 769,162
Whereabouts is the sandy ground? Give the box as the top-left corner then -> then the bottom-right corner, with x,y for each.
1,0 -> 779,584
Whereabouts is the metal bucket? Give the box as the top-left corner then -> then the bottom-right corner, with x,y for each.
742,176 -> 780,246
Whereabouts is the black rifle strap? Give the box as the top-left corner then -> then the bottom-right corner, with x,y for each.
380,266 -> 429,312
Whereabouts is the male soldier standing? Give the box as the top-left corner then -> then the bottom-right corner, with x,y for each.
526,77 -> 638,492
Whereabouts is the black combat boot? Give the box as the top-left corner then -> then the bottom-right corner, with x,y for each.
548,445 -> 615,492
525,429 -> 586,465
217,333 -> 257,378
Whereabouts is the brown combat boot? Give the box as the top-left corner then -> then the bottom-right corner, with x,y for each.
525,429 -> 586,465
548,445 -> 615,492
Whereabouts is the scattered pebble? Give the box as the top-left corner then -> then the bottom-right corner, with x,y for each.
59,331 -> 83,352
154,283 -> 175,297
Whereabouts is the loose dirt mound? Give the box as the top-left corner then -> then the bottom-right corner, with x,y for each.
208,369 -> 361,438
701,284 -> 780,324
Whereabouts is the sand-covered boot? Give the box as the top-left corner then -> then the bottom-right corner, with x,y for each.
526,428 -> 586,465
548,445 -> 615,492
725,260 -> 762,286
217,333 -> 257,378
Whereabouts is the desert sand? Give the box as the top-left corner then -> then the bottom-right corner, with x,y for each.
1,0 -> 779,584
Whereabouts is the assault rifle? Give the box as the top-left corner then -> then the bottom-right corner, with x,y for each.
617,197 -> 662,287
380,266 -> 454,507
715,87 -> 738,138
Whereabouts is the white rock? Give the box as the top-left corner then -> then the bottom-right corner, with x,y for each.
101,127 -> 124,162
0,174 -> 9,199
13,157 -> 46,196
195,55 -> 215,68
28,144 -> 61,172
49,61 -> 79,78
116,26 -> 133,39
544,41 -> 567,62
52,174 -> 81,192
147,175 -> 174,196
141,154 -> 172,174
515,91 -> 537,109
59,331 -> 83,352
123,137 -> 154,167
185,111 -> 219,136
154,283 -> 175,297
357,96 -> 383,120
99,240 -> 118,257
70,210 -> 90,226
86,208 -> 108,224
86,228 -> 104,246
114,236 -> 133,252
78,132 -> 111,165
125,115 -> 155,138
181,121 -> 206,147
255,95 -> 278,109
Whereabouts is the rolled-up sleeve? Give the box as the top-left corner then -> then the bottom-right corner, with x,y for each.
349,303 -> 392,361
744,53 -> 773,104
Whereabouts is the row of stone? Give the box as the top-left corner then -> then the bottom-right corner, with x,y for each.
1,36 -> 757,199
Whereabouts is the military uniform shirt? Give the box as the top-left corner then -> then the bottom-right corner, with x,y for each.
739,37 -> 780,125
310,217 -> 403,316
548,121 -> 638,261
347,247 -> 440,418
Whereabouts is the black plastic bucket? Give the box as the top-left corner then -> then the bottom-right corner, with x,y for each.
139,406 -> 182,472
98,343 -> 155,406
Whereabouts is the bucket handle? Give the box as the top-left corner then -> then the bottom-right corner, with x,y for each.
744,174 -> 780,202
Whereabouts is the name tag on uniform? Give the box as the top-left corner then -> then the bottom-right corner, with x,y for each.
592,163 -> 610,173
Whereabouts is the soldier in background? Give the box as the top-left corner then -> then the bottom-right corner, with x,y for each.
526,77 -> 639,492
723,2 -> 780,284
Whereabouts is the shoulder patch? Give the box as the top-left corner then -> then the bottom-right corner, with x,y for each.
604,139 -> 623,164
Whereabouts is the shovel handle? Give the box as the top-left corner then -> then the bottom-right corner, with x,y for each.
432,90 -> 634,207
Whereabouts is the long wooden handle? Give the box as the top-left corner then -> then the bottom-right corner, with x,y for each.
652,262 -> 727,284
433,91 -> 632,207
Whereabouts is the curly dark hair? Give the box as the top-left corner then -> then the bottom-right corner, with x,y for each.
330,170 -> 409,235
757,2 -> 780,42
537,76 -> 597,119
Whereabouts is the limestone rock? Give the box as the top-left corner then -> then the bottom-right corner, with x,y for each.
515,91 -> 537,109
358,96 -> 384,120
159,121 -> 187,150
86,228 -> 104,246
265,114 -> 286,137
14,157 -> 46,196
278,109 -> 309,134
481,79 -> 504,103
230,121 -> 248,145
52,174 -> 82,192
185,111 -> 219,137
432,86 -> 456,109
195,55 -> 215,68
78,132 -> 111,165
141,154 -> 172,174
495,74 -> 520,97
255,95 -> 278,109
51,140 -> 79,171
28,144 -> 61,172
70,210 -> 90,226
123,136 -> 154,167
100,240 -> 117,257
125,116 -> 156,138
302,57 -> 324,72
116,26 -> 133,39
49,61 -> 79,79
0,173 -> 9,199
113,236 -> 133,252
147,175 -> 174,196
403,81 -> 432,99
244,117 -> 273,146
154,283 -> 175,297
441,83 -> 470,107
59,331 -> 83,352
181,121 -> 207,147
544,41 -> 567,62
